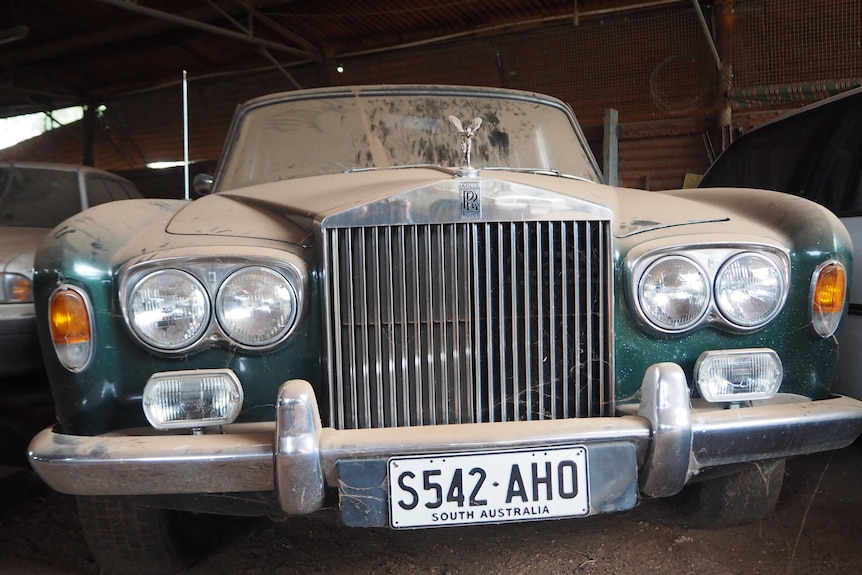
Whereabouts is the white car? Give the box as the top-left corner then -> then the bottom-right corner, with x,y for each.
0,162 -> 141,376
26,86 -> 862,575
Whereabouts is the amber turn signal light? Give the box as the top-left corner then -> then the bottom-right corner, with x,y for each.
49,286 -> 94,372
810,261 -> 846,337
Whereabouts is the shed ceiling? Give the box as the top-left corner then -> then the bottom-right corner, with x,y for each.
1,0 -> 688,119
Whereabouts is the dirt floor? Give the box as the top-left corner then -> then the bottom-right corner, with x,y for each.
1,377 -> 861,575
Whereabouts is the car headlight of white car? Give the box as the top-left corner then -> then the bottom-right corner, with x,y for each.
122,255 -> 306,354
128,269 -> 210,350
215,266 -> 298,347
632,246 -> 790,334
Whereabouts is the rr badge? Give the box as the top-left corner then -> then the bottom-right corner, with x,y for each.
460,182 -> 481,219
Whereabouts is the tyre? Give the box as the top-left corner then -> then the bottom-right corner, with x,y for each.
0,423 -> 28,466
673,459 -> 786,527
77,496 -> 218,575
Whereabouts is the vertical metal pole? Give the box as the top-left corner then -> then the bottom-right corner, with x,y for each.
182,70 -> 190,200
715,0 -> 734,152
603,108 -> 619,186
81,102 -> 96,167
691,0 -> 722,70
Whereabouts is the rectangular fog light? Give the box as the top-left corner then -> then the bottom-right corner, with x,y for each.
143,369 -> 244,430
695,348 -> 782,403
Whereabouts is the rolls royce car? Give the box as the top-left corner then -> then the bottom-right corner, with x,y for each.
26,85 -> 862,575
0,162 -> 141,377
698,86 -> 862,400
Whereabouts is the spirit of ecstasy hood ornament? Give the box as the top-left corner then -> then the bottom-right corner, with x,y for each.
448,115 -> 483,169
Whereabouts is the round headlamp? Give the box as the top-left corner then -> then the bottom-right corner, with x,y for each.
715,253 -> 785,327
638,256 -> 709,331
128,270 -> 210,350
216,266 -> 298,347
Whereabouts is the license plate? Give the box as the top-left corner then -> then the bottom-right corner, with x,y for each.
388,446 -> 589,529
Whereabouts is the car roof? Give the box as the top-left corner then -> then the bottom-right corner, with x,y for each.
0,161 -> 132,181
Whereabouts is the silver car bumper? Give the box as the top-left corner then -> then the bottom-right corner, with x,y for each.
28,363 -> 862,522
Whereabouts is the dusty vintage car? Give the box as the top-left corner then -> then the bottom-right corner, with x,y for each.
27,85 -> 862,574
0,162 -> 141,377
698,86 -> 862,400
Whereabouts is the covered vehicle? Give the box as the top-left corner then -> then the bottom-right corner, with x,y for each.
698,86 -> 862,399
27,85 -> 862,575
0,162 -> 141,376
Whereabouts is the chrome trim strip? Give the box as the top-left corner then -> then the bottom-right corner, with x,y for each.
689,397 -> 862,469
28,425 -> 276,496
28,378 -> 862,501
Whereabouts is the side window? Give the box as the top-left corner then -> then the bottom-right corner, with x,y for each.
86,176 -> 140,207
86,177 -> 113,207
103,179 -> 134,201
119,181 -> 141,199
0,168 -> 81,228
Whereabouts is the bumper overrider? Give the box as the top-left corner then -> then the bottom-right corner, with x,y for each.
28,363 -> 862,528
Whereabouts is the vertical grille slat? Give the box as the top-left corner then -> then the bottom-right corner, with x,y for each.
535,222 -> 546,420
326,220 -> 613,430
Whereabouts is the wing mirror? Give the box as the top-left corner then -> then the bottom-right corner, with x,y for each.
192,173 -> 214,195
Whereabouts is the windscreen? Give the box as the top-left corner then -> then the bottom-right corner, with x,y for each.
218,89 -> 600,191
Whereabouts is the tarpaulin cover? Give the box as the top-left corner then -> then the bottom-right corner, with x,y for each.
700,86 -> 862,216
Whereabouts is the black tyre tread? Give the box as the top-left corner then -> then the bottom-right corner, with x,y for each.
674,459 -> 786,528
77,496 -> 213,575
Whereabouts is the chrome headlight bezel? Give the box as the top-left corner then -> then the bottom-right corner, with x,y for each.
121,251 -> 307,354
629,243 -> 790,335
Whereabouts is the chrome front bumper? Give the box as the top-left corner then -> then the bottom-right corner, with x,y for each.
28,363 -> 862,520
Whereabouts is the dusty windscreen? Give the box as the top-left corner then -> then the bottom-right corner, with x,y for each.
218,90 -> 599,191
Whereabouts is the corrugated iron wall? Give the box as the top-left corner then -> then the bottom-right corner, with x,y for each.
2,0 -> 860,195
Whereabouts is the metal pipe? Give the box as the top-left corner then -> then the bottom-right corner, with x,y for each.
95,0 -> 315,58
691,0 -> 722,69
338,0 -> 688,60
182,70 -> 189,201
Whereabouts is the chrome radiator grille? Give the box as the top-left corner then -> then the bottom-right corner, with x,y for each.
324,220 -> 613,430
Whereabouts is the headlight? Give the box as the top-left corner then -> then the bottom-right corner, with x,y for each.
715,253 -> 785,327
128,270 -> 210,350
122,254 -> 308,353
216,266 -> 298,346
695,348 -> 782,402
143,369 -> 243,430
638,256 -> 709,331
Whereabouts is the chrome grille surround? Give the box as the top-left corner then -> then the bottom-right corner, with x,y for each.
323,182 -> 614,430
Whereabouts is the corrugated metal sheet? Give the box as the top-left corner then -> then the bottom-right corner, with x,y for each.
619,133 -> 712,190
